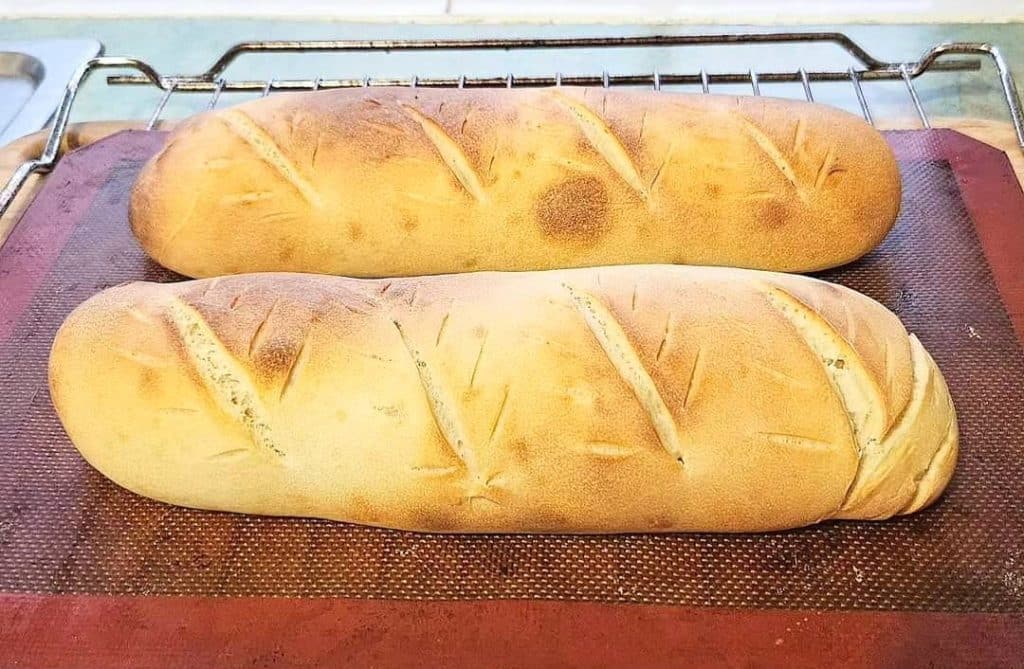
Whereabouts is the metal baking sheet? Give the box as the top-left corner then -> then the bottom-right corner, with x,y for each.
0,39 -> 102,146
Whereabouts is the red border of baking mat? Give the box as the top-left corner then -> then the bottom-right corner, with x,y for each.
0,598 -> 1021,668
1,128 -> 1023,668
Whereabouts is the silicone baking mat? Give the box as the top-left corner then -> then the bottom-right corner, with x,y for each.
0,129 -> 1022,612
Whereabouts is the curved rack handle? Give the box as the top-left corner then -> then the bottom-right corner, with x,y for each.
196,32 -> 897,82
0,56 -> 163,224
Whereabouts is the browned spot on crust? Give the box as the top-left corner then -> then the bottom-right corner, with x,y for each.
463,258 -> 479,269
349,223 -> 364,241
505,438 -> 531,461
348,493 -> 383,525
277,245 -> 296,262
535,176 -> 610,246
704,183 -> 722,199
138,367 -> 159,395
649,514 -> 675,530
254,338 -> 302,379
407,505 -> 461,533
402,217 -> 418,232
526,506 -> 571,531
758,199 -> 791,230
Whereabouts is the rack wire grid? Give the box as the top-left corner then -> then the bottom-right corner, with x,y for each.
1,31 -> 1023,222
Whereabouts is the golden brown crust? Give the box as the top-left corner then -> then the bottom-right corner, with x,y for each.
129,88 -> 901,278
49,267 -> 955,533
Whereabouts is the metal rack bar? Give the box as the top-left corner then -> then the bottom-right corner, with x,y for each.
156,65 -> 978,94
848,67 -> 874,125
2,33 -> 1023,226
901,64 -> 931,128
799,68 -> 814,102
206,78 -> 226,110
146,84 -> 176,130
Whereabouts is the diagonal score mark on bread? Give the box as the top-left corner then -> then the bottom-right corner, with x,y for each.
279,337 -> 309,402
572,440 -> 638,459
681,346 -> 704,409
166,297 -> 285,457
760,285 -> 885,482
248,299 -> 278,358
882,339 -> 898,407
814,144 -> 840,191
218,109 -> 321,206
901,412 -> 958,514
564,284 -> 685,466
738,117 -> 810,204
791,116 -> 807,153
111,346 -> 169,368
758,432 -> 833,450
550,91 -> 650,201
400,105 -> 489,203
392,320 -> 480,480
749,360 -> 815,390
837,335 -> 959,518
486,385 -> 511,448
152,171 -> 203,261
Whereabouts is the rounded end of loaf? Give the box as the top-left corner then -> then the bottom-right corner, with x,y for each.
49,279 -> 314,516
730,96 -> 901,272
758,273 -> 956,521
49,283 -> 171,492
833,334 -> 958,521
128,156 -> 165,270
129,122 -> 219,279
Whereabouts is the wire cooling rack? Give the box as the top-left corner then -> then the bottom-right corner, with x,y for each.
1,31 -> 1022,222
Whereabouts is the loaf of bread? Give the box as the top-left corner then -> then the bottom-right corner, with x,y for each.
130,88 -> 900,278
49,267 -> 956,533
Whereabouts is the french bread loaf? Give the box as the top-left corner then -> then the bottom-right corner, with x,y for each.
130,88 -> 901,278
49,267 -> 956,533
